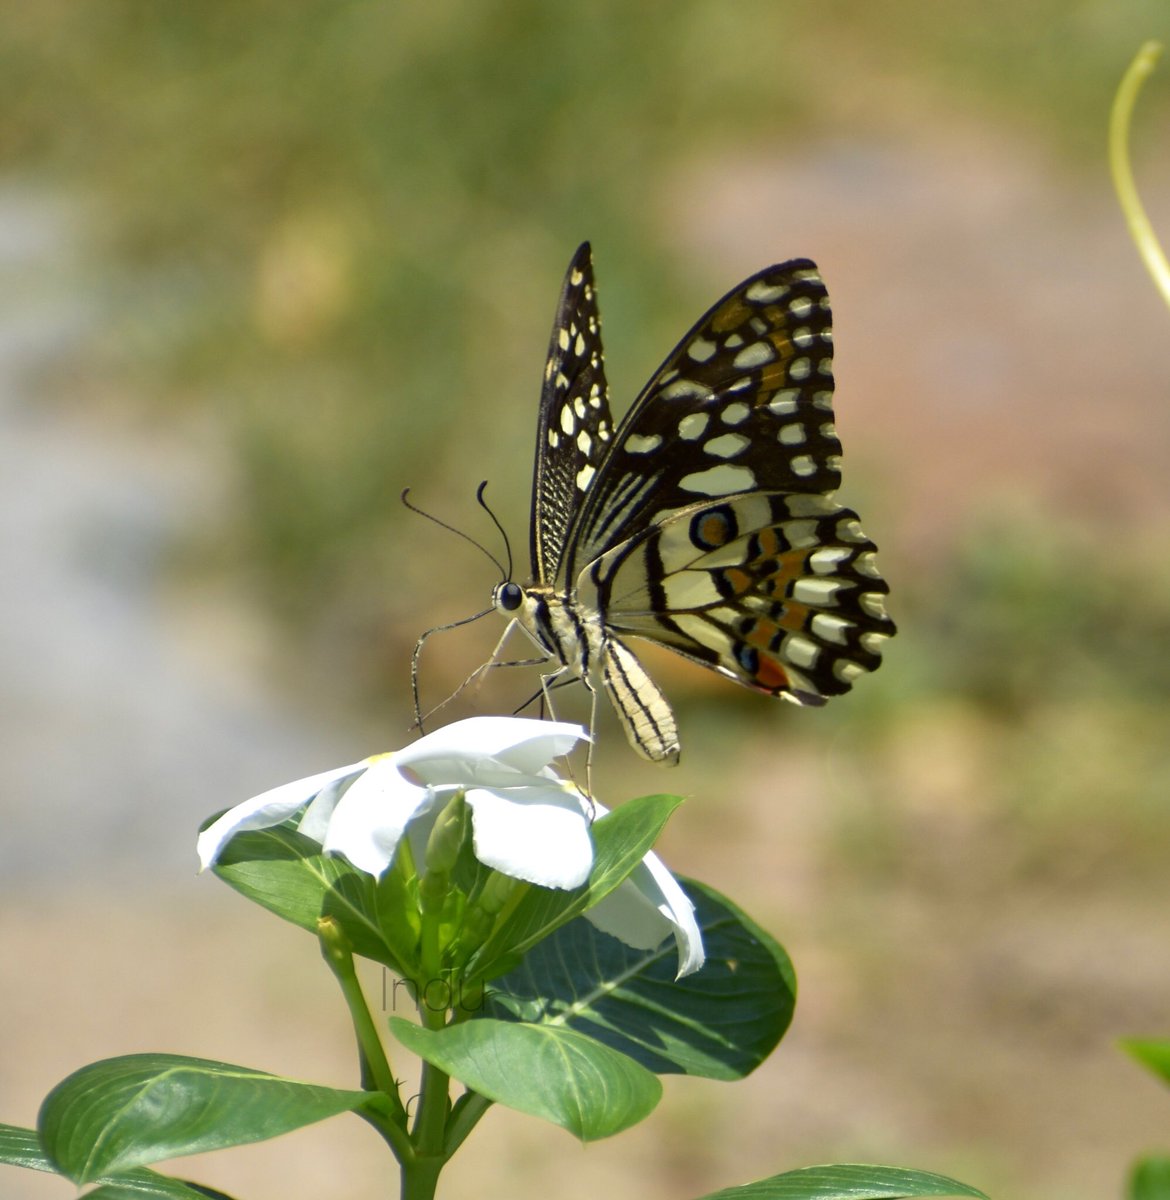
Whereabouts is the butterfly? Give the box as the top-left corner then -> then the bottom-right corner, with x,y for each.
491,242 -> 894,765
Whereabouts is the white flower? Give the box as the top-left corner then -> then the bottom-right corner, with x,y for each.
583,801 -> 705,978
197,716 -> 704,976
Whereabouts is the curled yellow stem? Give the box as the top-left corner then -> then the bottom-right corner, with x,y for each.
1109,41 -> 1170,309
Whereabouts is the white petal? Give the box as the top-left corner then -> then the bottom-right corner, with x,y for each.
465,784 -> 593,889
321,759 -> 438,876
397,717 -> 588,786
196,761 -> 367,871
584,852 -> 705,978
298,774 -> 355,842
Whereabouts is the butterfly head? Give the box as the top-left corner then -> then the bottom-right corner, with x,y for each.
493,581 -> 524,614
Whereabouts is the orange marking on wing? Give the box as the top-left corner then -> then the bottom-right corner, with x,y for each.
775,601 -> 812,632
699,512 -> 732,546
710,300 -> 752,333
753,654 -> 790,692
758,548 -> 813,593
743,620 -> 774,650
755,527 -> 782,557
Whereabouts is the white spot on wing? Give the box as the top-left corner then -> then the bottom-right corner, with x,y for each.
677,412 -> 709,440
793,577 -> 843,606
790,454 -> 816,477
625,433 -> 663,455
860,631 -> 890,654
859,592 -> 889,620
559,404 -> 575,435
661,378 -> 712,401
703,432 -> 750,459
834,660 -> 866,683
784,494 -> 841,518
733,341 -> 775,370
854,551 -> 881,578
721,401 -> 751,425
778,423 -> 806,446
768,389 -> 800,415
576,463 -> 596,491
746,280 -> 788,303
687,337 -> 717,362
663,573 -> 722,608
783,634 -> 820,669
679,463 -> 756,494
811,612 -> 852,645
810,546 -> 850,574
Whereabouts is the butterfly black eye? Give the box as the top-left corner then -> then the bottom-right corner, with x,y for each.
495,582 -> 523,612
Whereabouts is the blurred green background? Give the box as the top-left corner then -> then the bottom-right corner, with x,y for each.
2,4 -> 1170,1200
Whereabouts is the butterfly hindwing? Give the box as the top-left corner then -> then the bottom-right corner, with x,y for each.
565,258 -> 838,579
583,491 -> 893,705
531,241 -> 615,584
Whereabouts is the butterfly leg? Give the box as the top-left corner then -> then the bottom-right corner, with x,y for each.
531,662 -> 599,802
413,618 -> 548,732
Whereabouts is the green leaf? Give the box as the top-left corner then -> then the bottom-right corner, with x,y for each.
466,793 -> 683,981
211,821 -> 400,969
1123,1039 -> 1170,1086
695,1163 -> 988,1200
0,1122 -> 53,1172
83,1177 -> 237,1199
0,1120 -> 236,1199
389,1016 -> 660,1141
38,1053 -> 373,1183
1131,1157 -> 1170,1200
486,878 -> 794,1079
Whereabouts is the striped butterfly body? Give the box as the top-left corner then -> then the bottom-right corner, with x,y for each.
492,243 -> 894,765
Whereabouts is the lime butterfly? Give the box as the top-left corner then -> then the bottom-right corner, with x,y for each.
491,243 -> 894,764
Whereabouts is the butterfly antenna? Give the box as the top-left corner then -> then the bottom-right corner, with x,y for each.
475,480 -> 513,582
401,487 -> 508,579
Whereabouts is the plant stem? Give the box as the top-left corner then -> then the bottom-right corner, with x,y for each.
318,918 -> 407,1126
444,1090 -> 493,1156
401,1001 -> 454,1197
399,1149 -> 445,1200
1109,40 -> 1170,308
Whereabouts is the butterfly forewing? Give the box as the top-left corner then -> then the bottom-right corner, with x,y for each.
530,242 -> 615,585
565,259 -> 839,580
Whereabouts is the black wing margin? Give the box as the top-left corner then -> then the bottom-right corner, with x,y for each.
530,242 -> 616,585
